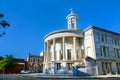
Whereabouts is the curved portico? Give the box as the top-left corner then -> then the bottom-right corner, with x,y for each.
43,30 -> 84,74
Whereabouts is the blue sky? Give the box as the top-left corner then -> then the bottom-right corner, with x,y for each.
0,0 -> 120,59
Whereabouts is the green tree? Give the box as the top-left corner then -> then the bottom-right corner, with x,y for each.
0,13 -> 10,37
0,54 -> 16,74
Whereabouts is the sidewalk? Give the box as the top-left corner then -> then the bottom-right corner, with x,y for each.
0,74 -> 120,80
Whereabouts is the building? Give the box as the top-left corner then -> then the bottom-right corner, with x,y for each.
84,26 -> 120,75
43,9 -> 120,76
0,58 -> 27,74
27,53 -> 43,73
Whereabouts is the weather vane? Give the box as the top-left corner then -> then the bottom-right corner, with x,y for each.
69,8 -> 73,14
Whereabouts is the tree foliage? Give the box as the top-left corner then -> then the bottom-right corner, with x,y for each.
0,20 -> 10,28
0,13 -> 10,37
0,54 -> 16,74
0,13 -> 4,18
0,13 -> 10,27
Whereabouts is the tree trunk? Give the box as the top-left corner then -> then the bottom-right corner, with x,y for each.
3,69 -> 5,74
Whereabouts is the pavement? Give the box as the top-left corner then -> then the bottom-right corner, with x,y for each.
0,73 -> 120,80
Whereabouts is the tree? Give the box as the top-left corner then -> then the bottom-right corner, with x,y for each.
0,54 -> 16,74
0,13 -> 10,37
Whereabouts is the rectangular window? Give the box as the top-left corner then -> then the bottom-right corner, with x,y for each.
57,63 -> 61,70
100,46 -> 103,56
115,38 -> 119,45
101,62 -> 105,73
114,49 -> 116,57
109,63 -> 112,72
68,63 -> 72,70
105,62 -> 110,73
33,58 -> 35,62
112,38 -> 119,45
100,46 -> 109,57
117,49 -> 119,58
67,49 -> 71,60
116,63 -> 120,73
101,35 -> 104,42
114,49 -> 120,58
107,47 -> 110,57
112,38 -> 115,44
30,59 -> 32,62
100,35 -> 107,43
103,47 -> 107,57
71,23 -> 74,29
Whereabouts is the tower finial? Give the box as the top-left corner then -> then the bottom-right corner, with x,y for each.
69,8 -> 73,14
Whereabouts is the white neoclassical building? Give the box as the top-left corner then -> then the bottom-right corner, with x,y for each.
43,9 -> 120,76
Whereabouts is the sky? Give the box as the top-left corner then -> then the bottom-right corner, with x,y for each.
0,0 -> 120,59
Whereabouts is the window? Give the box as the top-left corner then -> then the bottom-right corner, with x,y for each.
100,46 -> 109,57
101,62 -> 105,73
30,59 -> 32,62
33,58 -> 35,62
115,38 -> 119,45
112,38 -> 114,44
68,63 -> 72,70
103,47 -> 107,57
114,49 -> 120,58
116,63 -> 120,73
57,63 -> 61,70
100,46 -> 103,56
71,23 -> 74,29
109,63 -> 112,72
102,62 -> 112,74
107,47 -> 110,57
112,38 -> 119,45
67,49 -> 71,60
38,59 -> 40,63
100,35 -> 107,43
101,35 -> 105,42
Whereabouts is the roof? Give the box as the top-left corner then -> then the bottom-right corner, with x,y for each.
15,58 -> 25,62
44,29 -> 83,40
84,26 -> 120,36
29,55 -> 42,58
